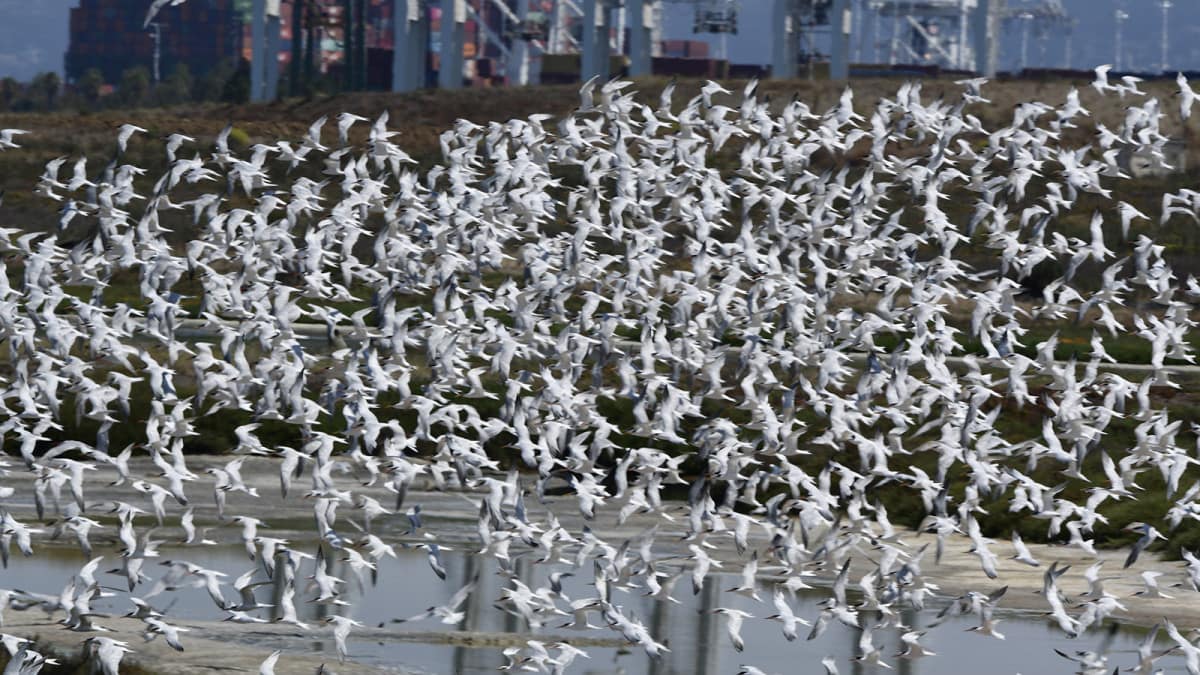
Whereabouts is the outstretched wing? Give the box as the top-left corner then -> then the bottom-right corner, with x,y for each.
144,0 -> 187,29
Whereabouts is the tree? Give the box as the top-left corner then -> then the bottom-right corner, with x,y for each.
0,78 -> 19,111
195,58 -> 235,102
29,72 -> 61,109
221,58 -> 250,103
118,66 -> 152,108
156,63 -> 194,106
77,68 -> 104,106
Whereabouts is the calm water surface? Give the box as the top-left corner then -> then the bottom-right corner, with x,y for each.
2,545 -> 1187,674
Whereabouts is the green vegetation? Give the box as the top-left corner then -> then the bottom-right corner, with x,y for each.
1,60 -> 251,115
3,77 -> 1200,563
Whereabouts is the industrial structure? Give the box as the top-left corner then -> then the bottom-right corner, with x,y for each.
858,0 -> 1075,76
65,0 -> 241,85
870,0 -> 983,72
368,0 -> 1053,99
65,0 -> 1077,102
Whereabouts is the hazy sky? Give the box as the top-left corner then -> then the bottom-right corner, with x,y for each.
0,0 -> 1195,82
0,0 -> 72,81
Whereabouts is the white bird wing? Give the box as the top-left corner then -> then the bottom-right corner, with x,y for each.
258,649 -> 282,675
143,0 -> 177,28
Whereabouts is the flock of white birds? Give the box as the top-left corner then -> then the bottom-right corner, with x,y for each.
0,66 -> 1199,675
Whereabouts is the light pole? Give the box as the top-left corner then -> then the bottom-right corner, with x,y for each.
852,0 -> 864,63
957,0 -> 968,70
1064,28 -> 1072,69
1114,8 -> 1128,71
147,21 -> 164,84
1018,12 -> 1032,71
870,1 -> 882,63
1160,0 -> 1172,73
887,1 -> 900,65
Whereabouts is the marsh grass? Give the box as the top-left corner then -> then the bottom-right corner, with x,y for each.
2,77 -> 1199,558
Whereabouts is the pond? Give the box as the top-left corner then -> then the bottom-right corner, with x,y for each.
1,544 -> 1183,674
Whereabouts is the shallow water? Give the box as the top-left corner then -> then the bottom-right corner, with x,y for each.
1,545 -> 1186,674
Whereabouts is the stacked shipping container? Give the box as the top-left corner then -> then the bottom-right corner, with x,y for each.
65,1 -> 746,92
65,0 -> 239,84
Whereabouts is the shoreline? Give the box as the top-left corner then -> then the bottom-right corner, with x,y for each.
3,454 -> 1198,674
